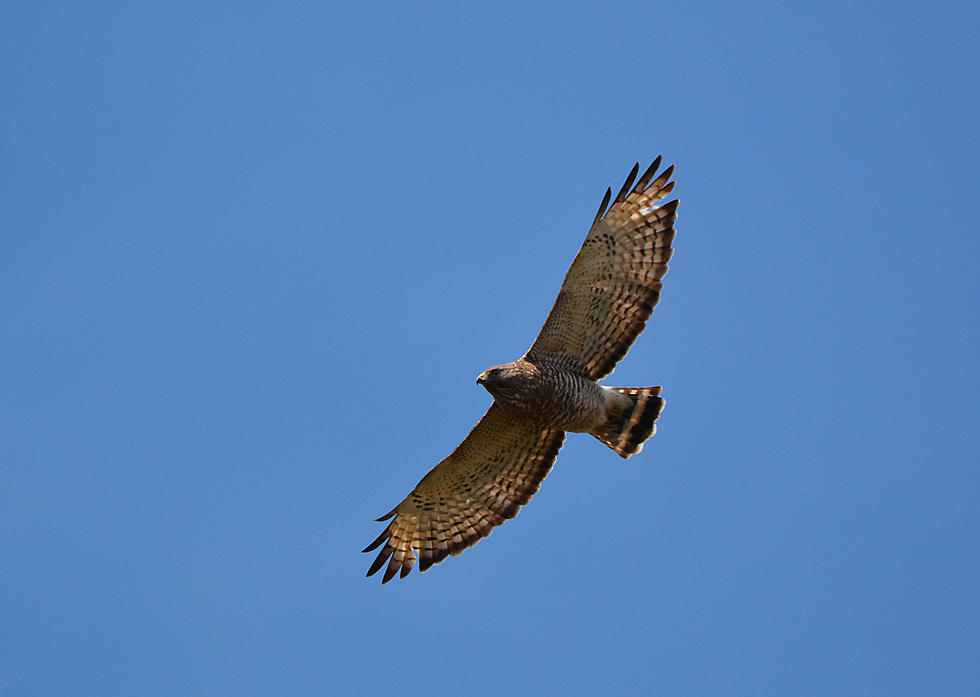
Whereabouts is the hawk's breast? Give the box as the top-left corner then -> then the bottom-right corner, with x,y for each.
498,361 -> 603,433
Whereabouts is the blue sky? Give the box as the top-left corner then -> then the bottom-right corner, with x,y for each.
2,2 -> 977,695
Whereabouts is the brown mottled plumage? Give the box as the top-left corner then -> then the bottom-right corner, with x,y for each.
364,158 -> 678,583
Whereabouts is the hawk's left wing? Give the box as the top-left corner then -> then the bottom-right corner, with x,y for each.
526,158 -> 677,380
363,404 -> 565,583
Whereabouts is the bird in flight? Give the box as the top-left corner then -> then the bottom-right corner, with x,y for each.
364,158 -> 678,583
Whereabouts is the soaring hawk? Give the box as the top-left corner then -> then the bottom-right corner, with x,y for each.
364,158 -> 678,583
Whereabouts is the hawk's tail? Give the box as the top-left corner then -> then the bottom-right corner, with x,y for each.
592,386 -> 665,459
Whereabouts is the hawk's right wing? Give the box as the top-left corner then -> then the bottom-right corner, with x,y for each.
363,404 -> 565,584
526,158 -> 678,380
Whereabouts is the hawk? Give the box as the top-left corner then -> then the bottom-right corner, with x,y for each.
364,158 -> 678,583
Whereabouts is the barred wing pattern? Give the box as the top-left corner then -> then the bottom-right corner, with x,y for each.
363,404 -> 565,584
527,158 -> 678,380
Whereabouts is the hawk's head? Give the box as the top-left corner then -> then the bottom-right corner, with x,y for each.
476,367 -> 505,391
476,360 -> 540,400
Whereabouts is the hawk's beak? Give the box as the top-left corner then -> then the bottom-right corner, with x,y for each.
476,372 -> 487,385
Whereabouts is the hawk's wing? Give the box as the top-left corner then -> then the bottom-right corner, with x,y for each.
526,158 -> 678,380
363,404 -> 565,583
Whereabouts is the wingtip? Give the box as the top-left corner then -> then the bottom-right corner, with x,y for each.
381,556 -> 400,584
634,156 -> 663,194
614,162 -> 640,203
592,187 -> 612,225
400,561 -> 413,578
362,524 -> 392,553
365,546 -> 392,577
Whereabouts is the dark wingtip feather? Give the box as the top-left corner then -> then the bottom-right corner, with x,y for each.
381,555 -> 400,584
634,156 -> 663,193
592,187 -> 612,225
375,508 -> 397,522
362,525 -> 391,553
366,545 -> 393,577
652,164 -> 675,190
614,163 -> 640,203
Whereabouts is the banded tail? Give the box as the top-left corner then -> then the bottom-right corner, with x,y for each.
592,386 -> 665,458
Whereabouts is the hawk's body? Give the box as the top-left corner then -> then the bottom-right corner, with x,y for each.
364,158 -> 678,583
477,358 -> 607,431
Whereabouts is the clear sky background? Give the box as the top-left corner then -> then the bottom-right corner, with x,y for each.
2,2 -> 977,695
